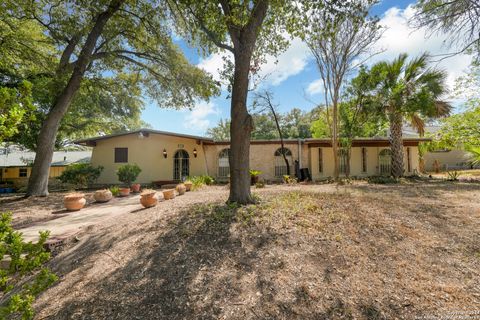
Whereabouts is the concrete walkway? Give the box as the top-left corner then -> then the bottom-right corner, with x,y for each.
17,195 -> 142,243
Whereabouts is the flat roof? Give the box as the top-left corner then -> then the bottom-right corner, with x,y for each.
0,150 -> 91,168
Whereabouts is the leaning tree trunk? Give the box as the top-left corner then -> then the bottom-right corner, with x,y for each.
270,106 -> 290,175
26,0 -> 124,196
389,112 -> 404,177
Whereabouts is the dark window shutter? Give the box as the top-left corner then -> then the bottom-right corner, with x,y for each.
114,148 -> 128,163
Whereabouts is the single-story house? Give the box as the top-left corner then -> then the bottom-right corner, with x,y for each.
0,147 -> 91,188
75,129 -> 429,185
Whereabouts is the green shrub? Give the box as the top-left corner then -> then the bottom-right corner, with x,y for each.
249,170 -> 262,177
187,175 -> 215,190
116,164 -> 141,187
57,163 -> 103,188
283,175 -> 297,184
109,186 -> 120,197
0,212 -> 57,319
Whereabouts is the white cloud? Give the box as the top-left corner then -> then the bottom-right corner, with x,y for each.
183,101 -> 219,132
257,37 -> 311,86
197,37 -> 312,89
306,79 -> 323,95
373,5 -> 472,89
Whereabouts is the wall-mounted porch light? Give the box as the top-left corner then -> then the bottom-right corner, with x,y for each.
193,148 -> 198,158
163,148 -> 167,158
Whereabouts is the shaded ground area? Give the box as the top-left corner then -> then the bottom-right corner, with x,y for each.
16,183 -> 480,319
0,192 -> 95,229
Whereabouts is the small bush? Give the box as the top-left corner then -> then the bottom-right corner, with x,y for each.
0,212 -> 57,319
446,171 -> 460,181
367,176 -> 399,184
283,175 -> 297,184
109,186 -> 120,197
57,163 -> 103,188
116,164 -> 141,187
187,175 -> 215,190
249,170 -> 262,177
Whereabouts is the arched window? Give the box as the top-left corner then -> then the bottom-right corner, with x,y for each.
174,149 -> 189,181
274,147 -> 293,177
379,149 -> 392,175
218,148 -> 230,178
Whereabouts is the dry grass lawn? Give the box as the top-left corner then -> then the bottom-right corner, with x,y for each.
7,182 -> 479,319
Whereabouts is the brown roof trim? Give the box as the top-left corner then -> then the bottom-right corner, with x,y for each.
74,129 -> 214,146
204,139 -> 301,145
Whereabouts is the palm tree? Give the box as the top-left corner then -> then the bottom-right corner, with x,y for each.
369,53 -> 451,177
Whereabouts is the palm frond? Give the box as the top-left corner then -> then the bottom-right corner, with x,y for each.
433,100 -> 452,117
409,112 -> 425,136
467,146 -> 480,166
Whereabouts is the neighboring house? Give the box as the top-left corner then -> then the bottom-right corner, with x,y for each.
417,125 -> 479,171
75,129 -> 428,185
0,147 -> 92,188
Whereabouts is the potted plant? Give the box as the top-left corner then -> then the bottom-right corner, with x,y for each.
131,183 -> 141,193
250,170 -> 262,185
184,180 -> 193,191
140,189 -> 158,208
162,189 -> 175,200
117,164 -> 142,195
176,183 -> 186,195
64,192 -> 86,211
93,189 -> 113,203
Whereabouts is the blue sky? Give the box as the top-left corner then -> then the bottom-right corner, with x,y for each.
141,0 -> 471,136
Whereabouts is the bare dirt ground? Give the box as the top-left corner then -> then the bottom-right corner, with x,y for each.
0,191 -> 96,229
8,181 -> 480,319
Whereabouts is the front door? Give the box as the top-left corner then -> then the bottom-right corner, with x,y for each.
174,150 -> 189,181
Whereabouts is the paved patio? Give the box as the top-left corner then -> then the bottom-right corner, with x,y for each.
17,195 -> 142,243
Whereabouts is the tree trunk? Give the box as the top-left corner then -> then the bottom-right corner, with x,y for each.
228,54 -> 254,204
26,0 -> 124,196
332,101 -> 339,179
389,112 -> 404,177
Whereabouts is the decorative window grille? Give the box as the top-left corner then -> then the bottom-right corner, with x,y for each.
174,150 -> 189,181
274,147 -> 293,177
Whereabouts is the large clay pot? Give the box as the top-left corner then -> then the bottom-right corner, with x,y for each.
162,189 -> 175,200
140,190 -> 158,208
64,193 -> 86,211
119,188 -> 130,197
176,183 -> 186,195
94,189 -> 113,203
131,183 -> 141,193
184,182 -> 193,191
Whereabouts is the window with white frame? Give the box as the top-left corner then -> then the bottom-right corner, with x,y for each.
218,148 -> 230,178
274,147 -> 293,177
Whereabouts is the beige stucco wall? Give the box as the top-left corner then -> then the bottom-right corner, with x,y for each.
203,142 -> 309,182
309,146 -> 420,180
91,133 -> 208,184
89,132 -> 422,184
424,149 -> 473,171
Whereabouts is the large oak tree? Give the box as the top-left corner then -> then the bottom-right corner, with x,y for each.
4,0 -> 217,196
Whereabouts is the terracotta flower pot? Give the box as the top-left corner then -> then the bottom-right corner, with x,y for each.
119,188 -> 130,197
184,182 -> 192,191
176,183 -> 186,195
93,189 -> 113,203
162,189 -> 175,200
131,183 -> 141,193
140,189 -> 158,208
64,193 -> 86,211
